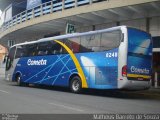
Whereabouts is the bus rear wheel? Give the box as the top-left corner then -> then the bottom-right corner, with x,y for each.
70,76 -> 82,93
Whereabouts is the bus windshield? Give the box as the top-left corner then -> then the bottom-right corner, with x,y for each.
128,28 -> 152,56
6,46 -> 16,71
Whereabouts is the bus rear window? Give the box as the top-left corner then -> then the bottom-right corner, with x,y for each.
128,28 -> 152,49
128,28 -> 152,56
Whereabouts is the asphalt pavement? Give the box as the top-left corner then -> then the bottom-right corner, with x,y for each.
0,79 -> 160,114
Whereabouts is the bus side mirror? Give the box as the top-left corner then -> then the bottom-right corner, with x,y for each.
121,33 -> 124,42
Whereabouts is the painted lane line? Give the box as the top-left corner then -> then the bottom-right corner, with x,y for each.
49,102 -> 84,112
0,90 -> 10,94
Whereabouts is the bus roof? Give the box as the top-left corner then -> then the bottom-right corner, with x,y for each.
11,26 -> 126,48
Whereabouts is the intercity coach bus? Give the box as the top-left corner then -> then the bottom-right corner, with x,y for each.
5,26 -> 152,93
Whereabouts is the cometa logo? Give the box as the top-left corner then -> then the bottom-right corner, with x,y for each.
27,59 -> 47,66
131,66 -> 149,74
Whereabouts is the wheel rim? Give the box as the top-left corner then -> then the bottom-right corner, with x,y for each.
72,79 -> 80,92
17,76 -> 21,85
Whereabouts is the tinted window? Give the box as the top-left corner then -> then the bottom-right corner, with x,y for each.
26,44 -> 38,56
80,34 -> 101,52
15,45 -> 28,58
38,41 -> 63,55
14,30 -> 121,58
64,37 -> 81,53
128,28 -> 151,48
101,30 -> 121,51
15,41 -> 65,57
128,28 -> 152,56
37,42 -> 50,56
51,41 -> 63,55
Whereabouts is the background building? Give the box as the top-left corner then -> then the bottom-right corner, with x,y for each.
0,0 -> 160,86
0,44 -> 7,60
0,44 -> 8,79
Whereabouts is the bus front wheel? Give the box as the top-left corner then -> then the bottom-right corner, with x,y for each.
70,76 -> 82,93
16,75 -> 22,86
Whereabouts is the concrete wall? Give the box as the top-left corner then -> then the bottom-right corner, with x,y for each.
76,17 -> 159,37
0,33 -> 44,48
1,17 -> 160,46
120,19 -> 146,31
150,17 -> 160,37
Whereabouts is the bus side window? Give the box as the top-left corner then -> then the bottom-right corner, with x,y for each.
100,31 -> 121,51
15,45 -> 27,58
80,34 -> 101,52
26,44 -> 38,57
54,39 -> 67,54
37,42 -> 50,56
53,43 -> 62,54
47,41 -> 63,55
64,37 -> 80,53
80,36 -> 90,52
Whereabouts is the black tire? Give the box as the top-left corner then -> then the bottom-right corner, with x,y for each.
70,76 -> 82,93
16,75 -> 22,86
